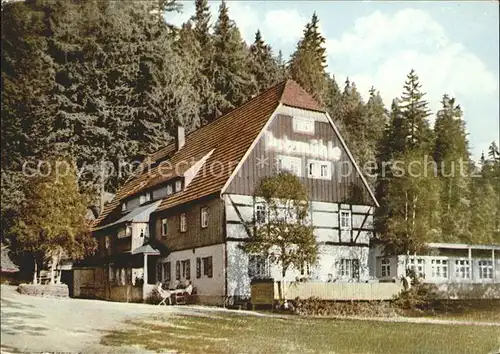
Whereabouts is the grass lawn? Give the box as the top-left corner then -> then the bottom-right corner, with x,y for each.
101,313 -> 500,354
420,299 -> 500,323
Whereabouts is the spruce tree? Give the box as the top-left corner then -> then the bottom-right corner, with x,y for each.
210,0 -> 255,114
288,12 -> 328,104
433,95 -> 472,242
248,30 -> 281,94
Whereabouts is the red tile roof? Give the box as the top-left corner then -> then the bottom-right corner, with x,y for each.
93,80 -> 324,228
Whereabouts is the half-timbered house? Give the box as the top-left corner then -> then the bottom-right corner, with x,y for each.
90,80 -> 378,304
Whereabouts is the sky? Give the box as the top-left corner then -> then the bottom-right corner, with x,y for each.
166,1 -> 499,159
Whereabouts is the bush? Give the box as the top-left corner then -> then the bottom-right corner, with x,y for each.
392,271 -> 440,313
294,297 -> 398,317
144,288 -> 162,305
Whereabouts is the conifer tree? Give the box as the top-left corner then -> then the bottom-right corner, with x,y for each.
289,12 -> 328,104
210,0 -> 255,114
248,30 -> 281,94
433,95 -> 472,242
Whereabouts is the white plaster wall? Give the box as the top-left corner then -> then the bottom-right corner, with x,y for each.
226,241 -> 252,299
157,244 -> 225,298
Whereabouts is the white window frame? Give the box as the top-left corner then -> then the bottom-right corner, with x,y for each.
381,258 -> 391,277
455,259 -> 470,279
308,160 -> 332,180
255,203 -> 267,225
292,116 -> 315,134
430,258 -> 449,280
340,210 -> 351,231
408,257 -> 425,278
201,207 -> 209,228
478,260 -> 493,279
122,202 -> 127,212
175,180 -> 182,192
277,155 -> 302,177
339,258 -> 360,279
180,213 -> 187,233
140,192 -> 152,205
105,236 -> 110,250
166,184 -> 173,195
248,254 -> 270,279
161,218 -> 168,236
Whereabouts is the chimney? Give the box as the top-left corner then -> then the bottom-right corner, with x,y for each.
176,125 -> 185,151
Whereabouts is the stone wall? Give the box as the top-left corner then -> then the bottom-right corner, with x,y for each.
17,284 -> 69,297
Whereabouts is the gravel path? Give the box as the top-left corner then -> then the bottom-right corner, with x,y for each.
1,284 -> 498,353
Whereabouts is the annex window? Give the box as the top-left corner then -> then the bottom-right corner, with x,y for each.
248,255 -> 269,279
117,226 -> 131,239
408,258 -> 425,278
181,259 -> 191,280
299,262 -> 311,276
431,259 -> 448,280
308,160 -> 332,180
339,259 -> 360,279
292,116 -> 315,134
161,218 -> 168,236
381,258 -> 391,277
201,207 -> 209,228
104,236 -> 110,250
455,260 -> 470,279
180,213 -> 187,232
163,262 -> 171,282
255,203 -> 267,224
478,260 -> 493,279
166,184 -> 173,195
340,210 -> 351,230
175,180 -> 182,192
277,155 -> 302,177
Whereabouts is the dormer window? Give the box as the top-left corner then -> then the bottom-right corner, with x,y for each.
139,191 -> 152,205
166,184 -> 173,195
175,180 -> 182,192
122,202 -> 127,212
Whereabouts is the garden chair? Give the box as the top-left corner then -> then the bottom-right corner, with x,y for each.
156,283 -> 172,306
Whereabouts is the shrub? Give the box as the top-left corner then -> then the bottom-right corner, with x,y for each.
293,297 -> 398,317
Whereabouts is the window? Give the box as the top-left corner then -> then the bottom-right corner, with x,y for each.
308,160 -> 332,180
166,184 -> 173,195
180,213 -> 187,232
175,261 -> 180,280
381,258 -> 391,277
108,265 -> 114,282
104,236 -> 110,250
478,260 -> 493,279
163,262 -> 171,282
181,259 -> 191,280
408,258 -> 425,278
340,210 -> 351,230
196,258 -> 201,279
201,207 -> 209,228
277,155 -> 302,177
455,260 -> 470,279
161,218 -> 168,236
339,259 -> 360,279
140,192 -> 152,205
255,204 -> 267,224
248,255 -> 269,279
117,227 -> 131,239
122,202 -> 127,212
175,180 -> 182,192
300,262 -> 311,276
203,256 -> 213,278
431,259 -> 448,280
292,116 -> 315,134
